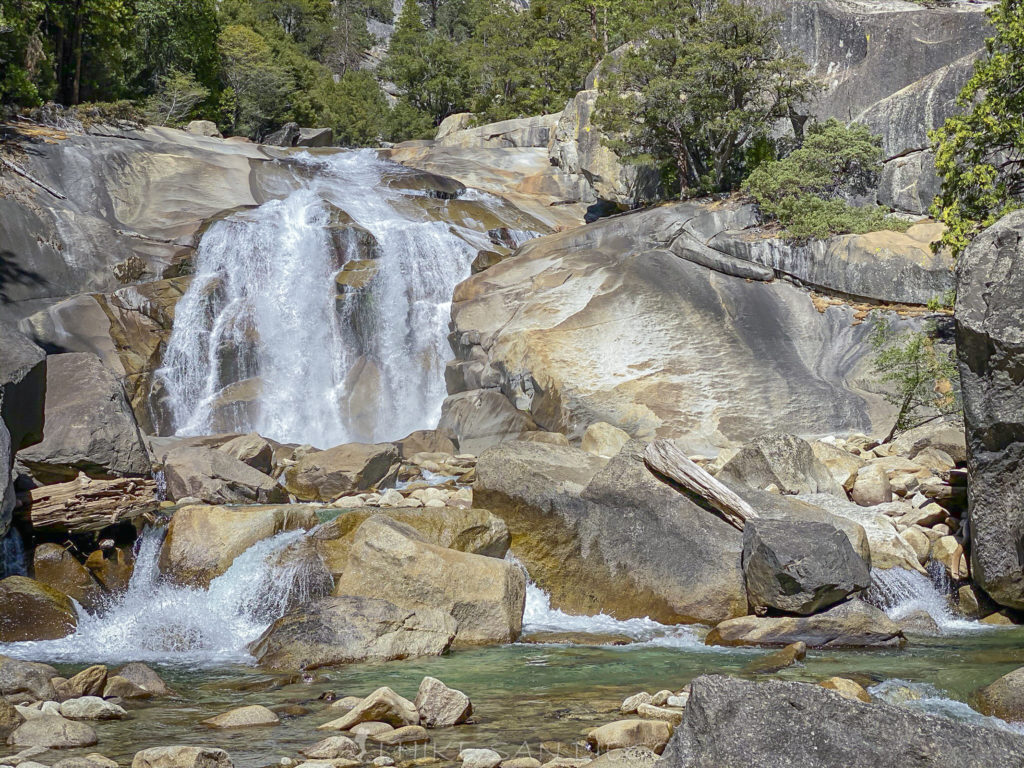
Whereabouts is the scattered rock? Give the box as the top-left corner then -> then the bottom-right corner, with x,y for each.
115,662 -> 171,697
131,746 -> 233,768
619,693 -> 653,715
395,430 -> 456,458
349,721 -> 393,736
850,464 -> 892,507
819,677 -> 871,703
0,576 -> 78,642
587,720 -> 672,754
742,642 -> 807,675
810,441 -> 865,491
301,736 -> 361,760
974,666 -> 1024,722
202,704 -> 280,728
459,749 -> 502,768
0,698 -> 24,739
635,704 -> 681,726
580,423 -> 631,459
586,748 -> 658,768
56,665 -> 107,699
0,656 -> 60,702
368,725 -> 430,745
217,433 -> 275,475
318,686 -> 419,731
414,676 -> 473,727
51,753 -> 120,768
502,759 -> 542,768
59,696 -> 126,720
163,446 -> 286,504
284,443 -> 400,502
7,715 -> 98,749
718,435 -> 842,496
186,120 -> 222,138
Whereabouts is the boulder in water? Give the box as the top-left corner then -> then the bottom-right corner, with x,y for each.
658,674 -> 1024,768
0,655 -> 60,702
717,434 -> 843,496
7,714 -> 98,749
333,515 -> 526,646
415,676 -> 473,727
368,724 -> 430,745
819,677 -> 872,703
131,746 -> 234,768
319,686 -> 419,731
201,704 -> 280,728
284,442 -> 401,502
705,600 -> 905,649
163,446 -> 286,504
301,735 -> 361,759
56,665 -> 107,700
250,595 -> 456,671
742,519 -> 870,615
973,666 -> 1024,723
742,642 -> 807,675
52,755 -> 120,768
0,576 -> 77,642
32,544 -> 105,613
586,720 -> 672,754
59,696 -> 127,721
116,664 -> 172,699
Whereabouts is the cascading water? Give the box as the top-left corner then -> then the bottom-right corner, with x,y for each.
0,527 -> 332,665
156,150 -> 481,447
0,527 -> 27,579
865,566 -> 983,634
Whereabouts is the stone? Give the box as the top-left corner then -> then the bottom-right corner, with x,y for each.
718,434 -> 843,496
706,600 -> 906,649
649,691 -> 672,707
368,725 -> 430,745
0,698 -> 24,739
349,721 -> 393,736
810,441 -> 865,491
102,676 -> 150,699
0,323 -> 46,454
284,443 -> 400,502
57,665 -> 107,699
850,464 -> 892,507
586,749 -> 657,768
115,662 -> 171,697
202,704 -> 280,728
297,128 -> 333,148
517,431 -> 570,447
742,519 -> 870,615
58,697 -> 126,720
901,527 -> 930,565
186,120 -> 222,138
0,576 -> 77,642
475,441 -> 746,625
659,674 -> 1024,768
333,515 -> 526,646
158,504 -> 318,586
955,210 -> 1024,609
250,596 -> 455,671
319,686 -> 419,731
395,430 -> 456,458
439,114 -> 559,149
301,736 -> 361,760
619,693 -> 653,715
372,759 -> 395,768
502,760 -> 542,768
437,390 -> 538,456
580,423 -> 631,459
51,754 -> 119,768
217,433 -> 274,475
889,421 -> 967,464
742,642 -> 807,675
974,666 -> 1024,722
586,720 -> 672,754
932,535 -> 967,580
131,746 -> 234,768
819,677 -> 871,703
7,715 -> 97,749
459,749 -> 502,768
17,353 -> 150,483
32,544 -> 105,613
163,446 -> 286,504
635,704 -> 681,726
265,122 -> 300,147
0,656 -> 59,702
414,676 -> 473,727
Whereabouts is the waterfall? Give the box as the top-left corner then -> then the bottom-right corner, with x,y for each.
0,527 -> 27,579
155,149 -> 480,447
864,566 -> 982,634
0,527 -> 332,665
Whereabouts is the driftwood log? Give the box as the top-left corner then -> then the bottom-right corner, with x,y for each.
643,439 -> 758,531
25,473 -> 159,533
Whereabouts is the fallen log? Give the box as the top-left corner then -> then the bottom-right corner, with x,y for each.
643,439 -> 758,531
25,473 -> 159,533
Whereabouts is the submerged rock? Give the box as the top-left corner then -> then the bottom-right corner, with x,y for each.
202,704 -> 280,728
301,735 -> 361,760
0,576 -> 77,642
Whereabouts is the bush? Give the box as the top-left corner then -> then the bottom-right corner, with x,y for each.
743,119 -> 907,240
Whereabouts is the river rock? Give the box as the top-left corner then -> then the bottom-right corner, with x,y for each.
202,704 -> 280,728
955,210 -> 1024,609
580,423 -> 631,459
115,662 -> 171,697
158,504 -> 319,586
163,446 -> 286,504
395,429 -> 456,458
0,698 -> 24,739
102,676 -> 151,700
58,697 -> 126,721
0,656 -> 59,702
369,724 -> 430,745
350,721 -> 393,736
56,665 -> 107,699
52,756 -> 120,768
742,519 -> 870,615
717,435 -> 842,496
333,515 -> 526,646
131,746 -> 234,768
810,441 -> 865,490
250,596 -> 456,671
620,693 -> 653,715
706,600 -> 905,649
658,674 -> 1024,768
312,507 -> 509,577
301,736 -> 361,759
635,704 -> 681,726
850,464 -> 892,507
414,676 -> 473,727
742,642 -> 807,675
819,677 -> 871,703
973,666 -> 1024,722
587,720 -> 672,754
17,353 -> 150,483
32,544 -> 105,613
437,389 -> 539,456
7,715 -> 98,749
319,686 -> 419,731
586,748 -> 658,768
0,576 -> 77,642
284,443 -> 400,502
460,749 -> 503,768
217,433 -> 275,475
475,441 -> 746,624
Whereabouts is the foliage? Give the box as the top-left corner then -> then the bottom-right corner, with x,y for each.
743,119 -> 909,240
869,316 -> 962,443
930,0 -> 1024,257
127,0 -> 220,96
146,70 -> 210,127
595,0 -> 814,197
217,24 -> 296,138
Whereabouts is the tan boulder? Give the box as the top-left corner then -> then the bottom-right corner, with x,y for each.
820,677 -> 872,703
217,433 -> 275,475
319,686 -> 418,731
932,535 -> 968,579
56,665 -> 107,699
116,662 -> 171,697
742,641 -> 807,675
333,515 -> 526,646
586,720 -> 672,754
32,544 -> 104,613
635,704 -> 681,726
414,676 -> 473,727
368,724 -> 430,745
158,504 -> 319,586
284,443 -> 400,502
0,698 -> 24,739
131,746 -> 233,768
7,714 -> 98,749
851,464 -> 892,506
811,441 -> 866,490
301,735 -> 361,759
0,576 -> 77,642
202,704 -> 279,728
974,666 -> 1024,721
581,423 -> 631,459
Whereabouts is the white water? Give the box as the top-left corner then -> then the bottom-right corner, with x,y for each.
869,679 -> 1024,735
0,528 -> 332,666
865,566 -> 984,634
156,150 -> 478,447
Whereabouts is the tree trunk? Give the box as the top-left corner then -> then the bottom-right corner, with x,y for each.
72,3 -> 83,105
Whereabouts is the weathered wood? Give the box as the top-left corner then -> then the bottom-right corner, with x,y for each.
26,473 -> 159,533
1,155 -> 67,199
643,439 -> 759,531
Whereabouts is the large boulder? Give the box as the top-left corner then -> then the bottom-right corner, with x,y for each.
7,714 -> 98,749
0,575 -> 78,641
742,519 -> 870,615
319,686 -> 419,731
955,210 -> 1024,609
249,595 -> 456,671
131,746 -> 234,768
0,655 -> 60,702
475,441 -> 747,625
659,674 -> 1024,768
158,504 -> 319,586
438,114 -> 560,149
333,515 -> 526,646
0,322 -> 46,451
705,600 -> 905,649
974,666 -> 1024,723
17,352 -> 150,482
717,434 -> 843,496
415,676 -> 473,728
163,446 -> 287,504
437,389 -> 539,456
33,543 -> 105,613
284,442 -> 400,502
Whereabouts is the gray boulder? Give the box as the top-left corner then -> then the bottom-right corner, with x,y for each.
249,595 -> 456,671
742,519 -> 870,615
283,442 -> 400,502
7,714 -> 97,749
131,746 -> 233,768
163,446 -> 287,504
296,128 -> 333,148
415,676 -> 473,728
18,352 -> 150,483
438,389 -> 539,455
658,674 -> 1024,768
0,655 -> 59,702
955,210 -> 1024,609
717,434 -> 843,496
264,122 -> 300,147
0,322 -> 46,452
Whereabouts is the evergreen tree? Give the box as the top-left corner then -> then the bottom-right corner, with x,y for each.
128,0 -> 220,97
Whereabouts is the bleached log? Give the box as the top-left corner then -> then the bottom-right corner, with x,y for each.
26,473 -> 158,533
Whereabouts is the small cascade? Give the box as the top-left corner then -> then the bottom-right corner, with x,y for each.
0,527 -> 332,665
0,527 -> 27,579
869,680 -> 1024,735
864,566 -> 981,634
